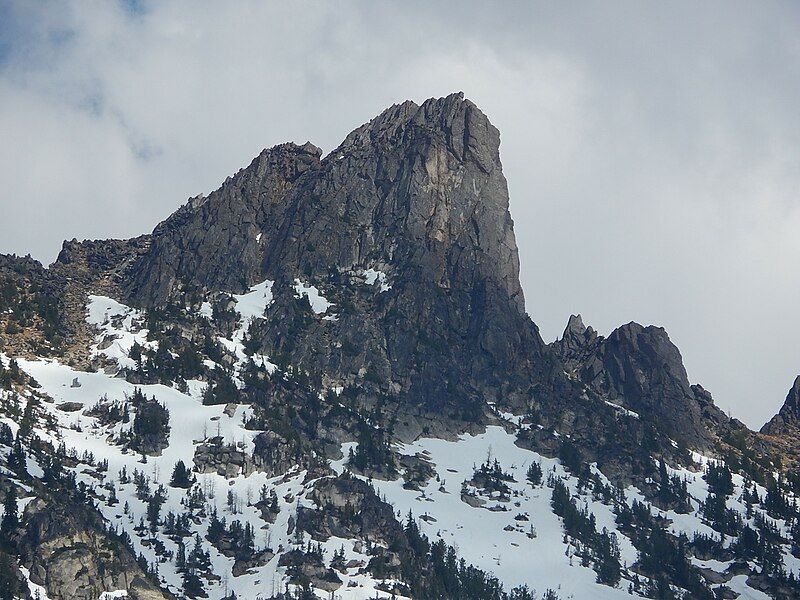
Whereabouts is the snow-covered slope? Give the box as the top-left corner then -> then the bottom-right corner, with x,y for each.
2,290 -> 798,600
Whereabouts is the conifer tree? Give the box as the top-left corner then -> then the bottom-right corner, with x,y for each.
0,487 -> 19,551
170,460 -> 194,488
0,550 -> 20,600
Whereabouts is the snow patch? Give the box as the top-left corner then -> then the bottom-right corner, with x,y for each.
362,268 -> 391,292
335,426 -> 634,599
604,400 -> 640,419
20,566 -> 53,600
293,279 -> 333,314
85,296 -> 152,370
198,301 -> 213,320
231,279 -> 274,322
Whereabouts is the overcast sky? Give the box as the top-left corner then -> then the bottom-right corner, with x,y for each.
1,1 -> 798,428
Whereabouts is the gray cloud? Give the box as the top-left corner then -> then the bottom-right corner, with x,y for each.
1,0 -> 798,428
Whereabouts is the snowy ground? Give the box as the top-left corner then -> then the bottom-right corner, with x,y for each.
334,421 -> 795,600
9,292 -> 796,600
14,293 -> 401,599
334,427 -> 634,599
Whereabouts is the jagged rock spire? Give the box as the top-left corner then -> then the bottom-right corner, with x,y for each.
125,93 -> 523,314
118,94 -> 548,423
554,314 -> 597,354
761,375 -> 800,435
549,318 -> 734,450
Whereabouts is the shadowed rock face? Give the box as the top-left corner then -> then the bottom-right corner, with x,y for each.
761,376 -> 800,436
125,141 -> 323,303
550,318 -> 734,450
33,92 -> 735,449
550,314 -> 601,374
123,93 -> 555,422
126,94 -> 524,312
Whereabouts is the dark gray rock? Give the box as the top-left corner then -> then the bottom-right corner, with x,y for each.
551,314 -> 601,375
125,142 -> 322,303
17,497 -> 169,600
297,472 -> 404,547
125,93 -> 559,419
761,375 -> 800,435
193,436 -> 248,477
551,318 -> 735,451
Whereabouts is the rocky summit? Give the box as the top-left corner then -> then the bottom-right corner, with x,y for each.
1,94 -> 800,600
125,93 -> 553,432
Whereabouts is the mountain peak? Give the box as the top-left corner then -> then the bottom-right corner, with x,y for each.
551,314 -> 598,369
549,317 -> 733,450
565,313 -> 586,332
119,94 -> 543,418
761,375 -> 800,435
333,92 -> 499,175
127,93 -> 518,308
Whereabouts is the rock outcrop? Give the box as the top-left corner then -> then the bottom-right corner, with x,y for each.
550,314 -> 601,375
550,318 -> 736,451
17,496 -> 169,600
297,473 -> 403,547
122,93 -> 562,426
125,142 -> 322,304
193,436 -> 248,477
762,376 -> 800,436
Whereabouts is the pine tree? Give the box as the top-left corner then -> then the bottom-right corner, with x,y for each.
207,509 -> 225,543
170,460 -> 194,488
175,542 -> 186,572
107,483 -> 118,506
18,398 -> 36,437
181,570 -> 205,599
242,522 -> 255,556
0,550 -> 20,600
0,487 -> 19,550
7,435 -> 26,476
526,461 -> 543,486
188,534 -> 211,571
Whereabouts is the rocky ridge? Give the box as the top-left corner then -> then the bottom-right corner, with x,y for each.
0,94 -> 799,600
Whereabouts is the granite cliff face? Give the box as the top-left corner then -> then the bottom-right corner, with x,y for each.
17,495 -> 169,600
762,376 -> 800,437
127,94 -> 523,310
0,93 -> 749,455
123,93 -> 557,429
550,316 -> 742,451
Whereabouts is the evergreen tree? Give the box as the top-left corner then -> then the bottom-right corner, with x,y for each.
7,435 -> 26,477
705,463 -> 734,497
188,534 -> 211,571
0,487 -> 19,550
175,542 -> 186,572
658,459 -> 671,501
181,570 -> 205,598
202,368 -> 240,405
207,509 -> 226,543
170,460 -> 194,488
526,461 -> 543,486
107,483 -> 118,506
0,550 -> 20,600
146,486 -> 167,534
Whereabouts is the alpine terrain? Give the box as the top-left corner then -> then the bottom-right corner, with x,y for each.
2,93 -> 800,600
